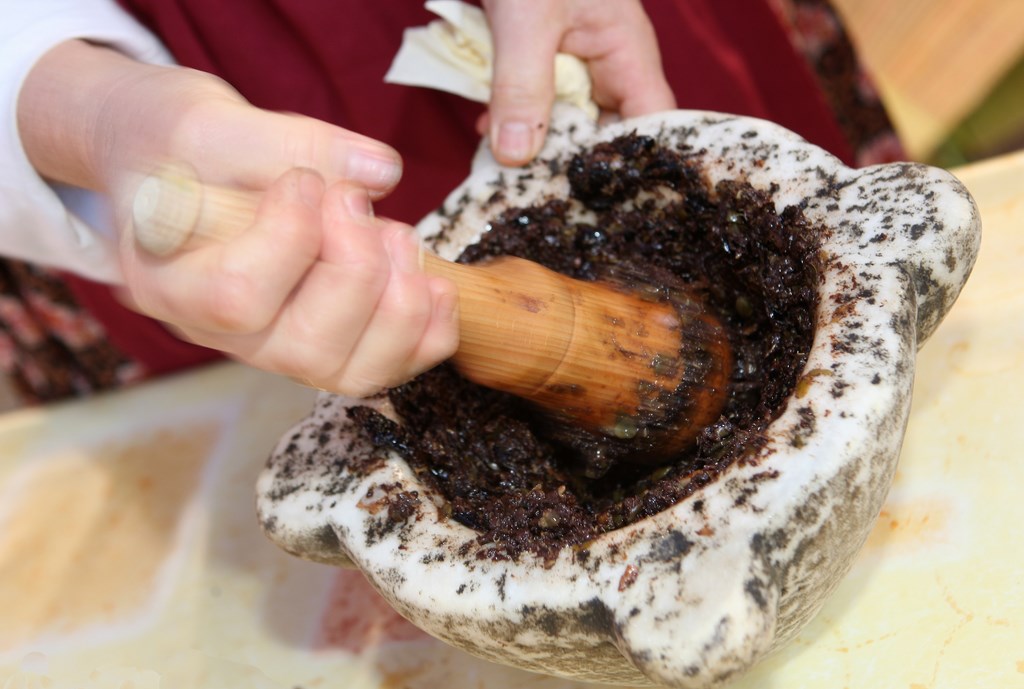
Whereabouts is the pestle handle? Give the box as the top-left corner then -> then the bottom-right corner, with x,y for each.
131,163 -> 733,459
130,164 -> 576,397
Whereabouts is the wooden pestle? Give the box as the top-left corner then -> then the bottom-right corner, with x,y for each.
131,164 -> 733,459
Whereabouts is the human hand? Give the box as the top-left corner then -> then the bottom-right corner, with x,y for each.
480,0 -> 676,165
123,171 -> 460,396
19,40 -> 459,395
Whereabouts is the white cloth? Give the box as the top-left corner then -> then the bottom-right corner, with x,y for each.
385,0 -> 599,119
0,0 -> 172,284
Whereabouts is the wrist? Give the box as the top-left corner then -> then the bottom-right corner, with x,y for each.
17,39 -> 166,191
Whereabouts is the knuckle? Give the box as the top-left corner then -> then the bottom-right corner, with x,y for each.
205,262 -> 270,332
279,118 -> 323,169
489,79 -> 544,106
262,197 -> 318,248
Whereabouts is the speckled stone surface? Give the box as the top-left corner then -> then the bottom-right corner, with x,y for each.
255,105 -> 981,688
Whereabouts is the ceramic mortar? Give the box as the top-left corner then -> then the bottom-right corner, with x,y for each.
255,105 -> 981,688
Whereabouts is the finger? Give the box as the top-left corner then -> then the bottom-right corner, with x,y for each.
484,0 -> 566,165
280,181 -> 395,367
188,203 -> 459,397
323,192 -> 460,392
181,259 -> 369,387
120,168 -> 325,334
320,183 -> 376,264
191,181 -> 393,387
332,226 -> 459,395
588,47 -> 676,118
174,101 -> 403,198
187,266 -> 458,399
410,275 -> 461,368
561,2 -> 676,117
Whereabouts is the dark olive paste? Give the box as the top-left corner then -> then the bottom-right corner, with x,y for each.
349,133 -> 824,564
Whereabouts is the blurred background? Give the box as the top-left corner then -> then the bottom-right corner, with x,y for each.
833,0 -> 1024,166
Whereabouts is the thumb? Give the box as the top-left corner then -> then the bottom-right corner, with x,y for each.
180,102 -> 403,198
485,1 -> 564,166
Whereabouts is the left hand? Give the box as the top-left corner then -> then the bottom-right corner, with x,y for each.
480,0 -> 676,166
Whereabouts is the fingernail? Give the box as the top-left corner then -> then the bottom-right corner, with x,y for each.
495,121 -> 534,164
387,227 -> 422,274
297,169 -> 324,207
344,149 -> 402,190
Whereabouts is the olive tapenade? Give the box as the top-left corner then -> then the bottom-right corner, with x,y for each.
349,133 -> 824,564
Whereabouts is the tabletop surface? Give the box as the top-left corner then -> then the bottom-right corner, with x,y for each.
0,151 -> 1021,689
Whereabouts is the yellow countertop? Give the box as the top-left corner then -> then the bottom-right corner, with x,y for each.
832,0 -> 1024,160
0,151 -> 1022,689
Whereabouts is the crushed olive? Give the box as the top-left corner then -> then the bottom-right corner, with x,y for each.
349,134 -> 823,563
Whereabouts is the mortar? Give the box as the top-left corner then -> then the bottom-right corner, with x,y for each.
255,105 -> 981,688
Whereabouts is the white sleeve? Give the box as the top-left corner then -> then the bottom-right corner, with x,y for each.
0,0 -> 175,284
